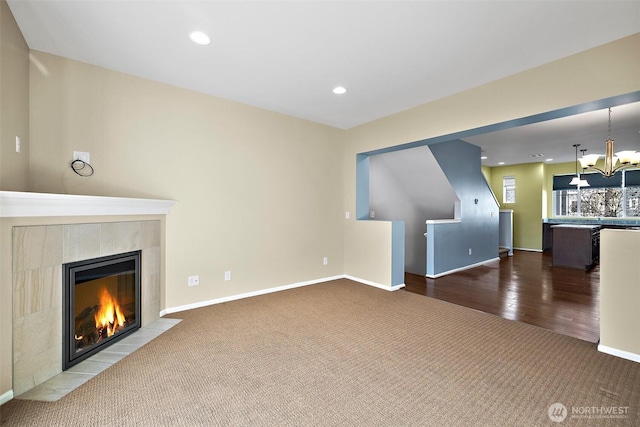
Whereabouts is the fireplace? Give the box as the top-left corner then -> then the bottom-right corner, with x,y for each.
8,218 -> 166,397
63,251 -> 142,370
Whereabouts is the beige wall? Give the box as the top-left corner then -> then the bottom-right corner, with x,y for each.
343,33 -> 640,281
0,0 -> 30,399
599,229 -> 640,359
28,51 -> 347,311
344,220 -> 394,286
0,0 -> 29,191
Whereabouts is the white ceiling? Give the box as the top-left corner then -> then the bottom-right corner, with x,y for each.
466,101 -> 640,167
6,0 -> 640,165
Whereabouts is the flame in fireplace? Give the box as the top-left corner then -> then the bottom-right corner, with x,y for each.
94,287 -> 126,338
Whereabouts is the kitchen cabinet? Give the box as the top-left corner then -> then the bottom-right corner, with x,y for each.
551,224 -> 600,270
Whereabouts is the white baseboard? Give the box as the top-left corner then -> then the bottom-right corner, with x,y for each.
426,257 -> 500,279
513,247 -> 543,252
0,389 -> 13,405
160,274 -> 403,316
343,275 -> 405,291
598,344 -> 640,363
162,275 -> 346,315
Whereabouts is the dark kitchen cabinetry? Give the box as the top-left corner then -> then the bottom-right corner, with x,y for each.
542,223 -> 553,252
551,224 -> 600,270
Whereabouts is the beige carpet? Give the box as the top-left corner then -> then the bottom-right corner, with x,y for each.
1,279 -> 639,426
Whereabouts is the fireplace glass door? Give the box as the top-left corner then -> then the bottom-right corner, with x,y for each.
63,251 -> 141,369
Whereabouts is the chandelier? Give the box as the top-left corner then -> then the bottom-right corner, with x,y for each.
578,107 -> 640,178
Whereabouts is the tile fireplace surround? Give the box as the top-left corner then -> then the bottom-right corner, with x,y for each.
0,191 -> 176,401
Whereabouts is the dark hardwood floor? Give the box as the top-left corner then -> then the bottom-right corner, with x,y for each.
403,251 -> 600,343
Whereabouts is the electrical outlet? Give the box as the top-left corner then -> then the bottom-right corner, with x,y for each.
369,210 -> 375,219
15,136 -> 21,153
345,211 -> 350,219
468,248 -> 472,255
188,275 -> 200,286
224,271 -> 231,281
323,257 -> 328,265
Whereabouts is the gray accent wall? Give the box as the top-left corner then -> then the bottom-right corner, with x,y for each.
428,139 -> 499,275
369,146 -> 458,275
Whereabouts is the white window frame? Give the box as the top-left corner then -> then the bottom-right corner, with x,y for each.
503,176 -> 516,204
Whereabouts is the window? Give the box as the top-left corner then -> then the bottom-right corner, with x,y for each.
625,170 -> 640,217
626,187 -> 640,216
553,170 -> 640,217
503,176 -> 515,204
553,189 -> 579,216
579,187 -> 623,217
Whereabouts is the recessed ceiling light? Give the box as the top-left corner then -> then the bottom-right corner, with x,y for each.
481,156 -> 488,160
189,31 -> 211,46
498,162 -> 505,165
546,158 -> 554,162
332,86 -> 347,95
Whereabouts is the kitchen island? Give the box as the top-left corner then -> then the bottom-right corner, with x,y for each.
551,224 -> 600,270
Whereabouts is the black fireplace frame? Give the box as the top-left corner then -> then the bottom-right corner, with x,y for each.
62,250 -> 142,370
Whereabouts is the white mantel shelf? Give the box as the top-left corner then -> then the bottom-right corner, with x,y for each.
0,191 -> 177,218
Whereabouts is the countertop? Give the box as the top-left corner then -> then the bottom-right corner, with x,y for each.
550,224 -> 601,230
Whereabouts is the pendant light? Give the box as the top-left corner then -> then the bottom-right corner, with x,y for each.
570,144 -> 590,187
